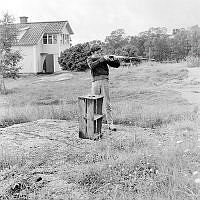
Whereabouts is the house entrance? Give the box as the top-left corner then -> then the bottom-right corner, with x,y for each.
43,54 -> 54,73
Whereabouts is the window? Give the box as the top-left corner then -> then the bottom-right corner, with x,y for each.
43,34 -> 57,44
53,35 -> 57,44
48,34 -> 52,44
62,34 -> 65,44
60,34 -> 70,44
66,34 -> 70,43
43,34 -> 47,44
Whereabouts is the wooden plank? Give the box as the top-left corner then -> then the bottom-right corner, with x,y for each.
86,99 -> 94,139
78,98 -> 87,138
97,118 -> 103,134
94,120 -> 97,134
97,97 -> 103,115
96,97 -> 103,138
94,114 -> 103,121
79,95 -> 104,100
94,99 -> 97,114
84,114 -> 103,120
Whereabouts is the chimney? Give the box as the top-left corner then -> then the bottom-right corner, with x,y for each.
20,16 -> 28,24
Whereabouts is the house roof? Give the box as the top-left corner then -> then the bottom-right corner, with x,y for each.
0,20 -> 74,46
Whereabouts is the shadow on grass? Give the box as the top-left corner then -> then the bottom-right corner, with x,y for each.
0,116 -> 30,128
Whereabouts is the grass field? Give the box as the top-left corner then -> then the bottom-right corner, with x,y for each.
0,62 -> 191,128
1,62 -> 200,199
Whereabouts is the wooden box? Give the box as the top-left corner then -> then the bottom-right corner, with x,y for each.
78,95 -> 104,140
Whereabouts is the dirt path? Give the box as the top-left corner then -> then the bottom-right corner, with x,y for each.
0,119 -> 149,199
175,68 -> 200,106
0,72 -> 73,109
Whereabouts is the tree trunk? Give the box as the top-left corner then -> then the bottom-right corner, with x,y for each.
0,74 -> 6,95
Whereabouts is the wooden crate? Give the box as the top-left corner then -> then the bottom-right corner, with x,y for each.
78,95 -> 104,140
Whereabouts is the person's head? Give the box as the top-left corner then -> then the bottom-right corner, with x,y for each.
90,44 -> 102,56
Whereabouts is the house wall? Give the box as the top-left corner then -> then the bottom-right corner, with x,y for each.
39,40 -> 60,72
39,25 -> 71,72
59,25 -> 71,52
35,41 -> 45,73
13,23 -> 72,74
12,45 -> 37,73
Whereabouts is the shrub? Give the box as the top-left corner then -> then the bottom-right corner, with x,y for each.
58,42 -> 91,71
186,56 -> 200,68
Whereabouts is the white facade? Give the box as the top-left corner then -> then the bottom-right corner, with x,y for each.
13,23 -> 72,74
13,45 -> 37,73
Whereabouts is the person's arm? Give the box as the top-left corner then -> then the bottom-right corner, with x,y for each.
87,56 -> 107,69
106,58 -> 120,68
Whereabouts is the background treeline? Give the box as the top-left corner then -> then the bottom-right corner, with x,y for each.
58,25 -> 200,71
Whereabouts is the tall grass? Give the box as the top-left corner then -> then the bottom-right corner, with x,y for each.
113,100 -> 195,128
1,117 -> 200,199
186,56 -> 200,68
0,62 -> 191,128
0,146 -> 26,171
66,124 -> 200,200
0,98 -> 194,129
0,103 -> 78,127
1,62 -> 199,199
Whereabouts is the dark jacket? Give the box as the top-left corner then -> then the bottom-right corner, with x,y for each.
87,56 -> 120,81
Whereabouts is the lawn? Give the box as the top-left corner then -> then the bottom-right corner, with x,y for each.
0,61 -> 192,128
1,61 -> 200,200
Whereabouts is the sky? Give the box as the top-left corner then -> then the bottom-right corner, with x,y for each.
1,0 -> 200,44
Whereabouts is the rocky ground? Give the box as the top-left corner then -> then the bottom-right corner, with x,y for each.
0,119 -> 149,199
0,119 -> 93,199
1,66 -> 200,199
161,66 -> 200,106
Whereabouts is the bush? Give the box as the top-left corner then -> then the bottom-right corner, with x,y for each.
58,43 -> 91,71
186,56 -> 200,68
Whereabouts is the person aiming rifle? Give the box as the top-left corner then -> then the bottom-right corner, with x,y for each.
87,44 -> 120,131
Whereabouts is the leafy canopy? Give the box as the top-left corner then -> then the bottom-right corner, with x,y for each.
58,42 -> 91,71
0,13 -> 22,94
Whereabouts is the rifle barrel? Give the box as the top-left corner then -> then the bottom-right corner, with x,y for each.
89,55 -> 155,62
114,55 -> 155,61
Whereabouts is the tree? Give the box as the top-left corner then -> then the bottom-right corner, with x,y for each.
0,13 -> 22,94
121,44 -> 138,57
138,27 -> 171,61
89,40 -> 103,46
104,29 -> 129,54
170,29 -> 190,61
58,42 -> 90,71
188,25 -> 200,56
129,36 -> 146,57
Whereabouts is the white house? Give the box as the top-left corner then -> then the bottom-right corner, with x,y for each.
12,16 -> 74,73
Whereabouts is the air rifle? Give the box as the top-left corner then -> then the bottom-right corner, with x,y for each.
108,55 -> 155,62
89,55 -> 155,64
